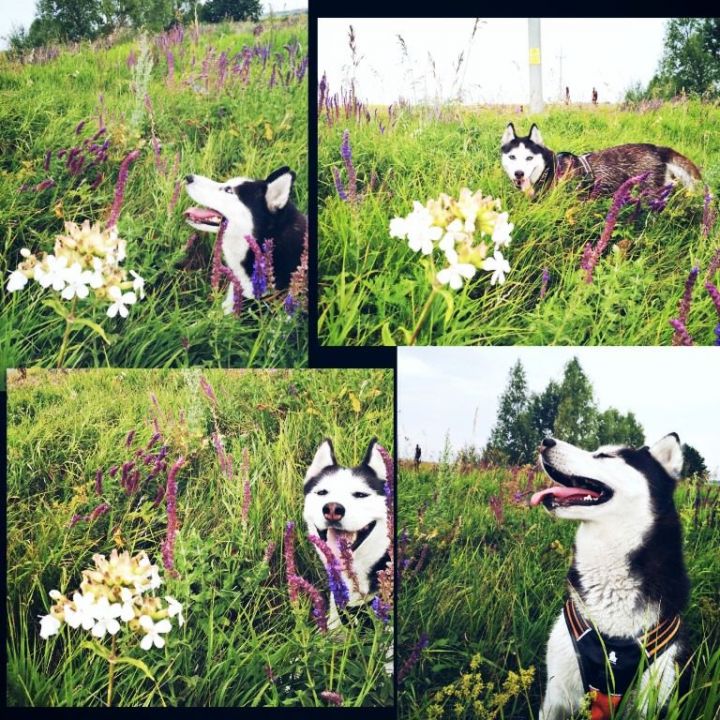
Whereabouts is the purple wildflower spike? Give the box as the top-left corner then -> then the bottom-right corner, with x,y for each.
331,166 -> 348,201
168,179 -> 183,212
337,536 -> 361,594
308,535 -> 350,608
669,318 -> 694,346
88,502 -> 110,521
166,50 -> 175,84
43,150 -> 51,171
284,521 -> 298,589
398,634 -> 429,682
107,149 -> 141,228
219,266 -> 244,316
340,129 -> 357,202
69,514 -> 85,527
583,173 -> 649,282
199,376 -> 218,406
263,540 -> 276,564
287,575 -> 328,632
94,468 -> 103,495
125,429 -> 136,447
161,457 -> 185,577
678,266 -> 699,325
540,268 -> 550,299
371,596 -> 392,623
706,247 -> 720,281
702,186 -> 717,239
35,179 -> 55,191
245,235 -> 267,297
74,119 -> 86,135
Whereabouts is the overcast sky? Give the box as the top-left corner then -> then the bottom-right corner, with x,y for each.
398,347 -> 720,479
319,18 -> 668,105
0,1 -> 307,50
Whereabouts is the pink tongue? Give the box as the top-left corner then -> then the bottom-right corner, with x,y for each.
184,207 -> 221,222
530,486 -> 601,507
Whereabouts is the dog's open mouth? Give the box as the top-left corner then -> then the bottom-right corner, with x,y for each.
531,461 -> 613,510
184,207 -> 224,229
318,521 -> 377,554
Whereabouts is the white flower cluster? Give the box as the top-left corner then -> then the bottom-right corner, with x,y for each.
389,188 -> 514,290
6,220 -> 145,318
39,550 -> 184,651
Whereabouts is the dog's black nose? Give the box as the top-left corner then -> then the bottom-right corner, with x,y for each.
541,437 -> 556,449
185,174 -> 194,184
323,502 -> 345,522
514,170 -> 525,179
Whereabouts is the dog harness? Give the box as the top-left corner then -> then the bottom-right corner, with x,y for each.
563,598 -> 682,720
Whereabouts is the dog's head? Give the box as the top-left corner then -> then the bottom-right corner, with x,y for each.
532,434 -> 682,521
501,123 -> 549,195
303,438 -> 388,558
183,166 -> 295,235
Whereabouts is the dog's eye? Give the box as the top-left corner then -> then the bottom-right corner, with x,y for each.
594,453 -> 613,459
223,186 -> 234,193
509,154 -> 516,160
352,492 -> 370,498
316,489 -> 329,496
526,156 -> 534,161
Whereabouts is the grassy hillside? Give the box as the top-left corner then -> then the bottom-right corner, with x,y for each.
1,16 -> 307,374
398,461 -> 720,719
318,101 -> 720,346
6,367 -> 393,707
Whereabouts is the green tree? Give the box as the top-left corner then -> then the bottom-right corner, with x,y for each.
650,18 -> 720,98
553,357 -> 599,449
200,0 -> 261,23
484,360 -> 535,465
596,408 -> 645,447
681,443 -> 708,479
35,0 -> 104,42
527,380 -> 562,443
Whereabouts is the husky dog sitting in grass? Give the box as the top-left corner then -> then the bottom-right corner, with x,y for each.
532,434 -> 689,720
501,123 -> 702,199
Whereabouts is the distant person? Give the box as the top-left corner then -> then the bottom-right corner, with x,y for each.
414,444 -> 421,470
592,87 -> 598,105
565,86 -> 570,105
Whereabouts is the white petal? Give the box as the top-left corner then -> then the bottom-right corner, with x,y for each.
139,614 -> 154,631
7,270 -> 29,292
39,614 -> 61,639
106,618 -> 121,635
153,634 -> 166,649
140,633 -> 153,651
107,303 -> 119,318
91,622 -> 107,638
155,619 -> 172,634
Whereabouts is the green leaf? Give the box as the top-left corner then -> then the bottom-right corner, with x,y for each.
70,317 -> 111,344
380,323 -> 396,346
42,298 -> 70,319
114,655 -> 156,681
80,639 -> 112,661
437,289 -> 455,325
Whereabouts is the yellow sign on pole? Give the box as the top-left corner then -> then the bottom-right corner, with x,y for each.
529,47 -> 541,65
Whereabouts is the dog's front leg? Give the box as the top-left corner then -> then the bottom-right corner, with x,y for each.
635,644 -> 680,718
221,240 -> 255,314
540,614 -> 584,720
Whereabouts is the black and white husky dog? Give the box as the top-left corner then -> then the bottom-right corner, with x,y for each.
184,167 -> 306,313
303,438 -> 391,626
501,123 -> 701,199
532,434 -> 690,720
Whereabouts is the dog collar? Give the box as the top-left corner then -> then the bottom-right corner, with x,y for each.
563,597 -> 682,720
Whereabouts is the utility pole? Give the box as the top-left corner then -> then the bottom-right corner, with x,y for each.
528,18 -> 544,113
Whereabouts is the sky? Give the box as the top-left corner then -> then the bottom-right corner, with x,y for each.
397,347 -> 720,479
0,1 -> 307,50
318,18 -> 668,105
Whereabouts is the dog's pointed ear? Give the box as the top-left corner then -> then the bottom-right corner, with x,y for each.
529,124 -> 544,146
361,437 -> 387,480
305,439 -> 337,482
501,123 -> 516,145
265,166 -> 295,212
649,433 -> 683,480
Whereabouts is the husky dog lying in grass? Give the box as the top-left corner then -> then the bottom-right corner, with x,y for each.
303,438 -> 391,627
532,434 -> 689,720
184,166 -> 306,313
501,123 -> 702,199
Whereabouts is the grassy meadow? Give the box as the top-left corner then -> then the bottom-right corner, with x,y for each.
6,367 -> 393,707
318,101 -> 720,346
1,15 -> 308,375
398,461 -> 720,719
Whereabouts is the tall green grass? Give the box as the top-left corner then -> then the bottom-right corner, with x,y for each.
318,102 -> 720,346
398,461 -> 720,719
1,16 -> 307,375
6,367 -> 393,707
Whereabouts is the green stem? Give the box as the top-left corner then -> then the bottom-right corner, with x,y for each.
107,635 -> 116,707
409,286 -> 439,346
56,297 -> 77,368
